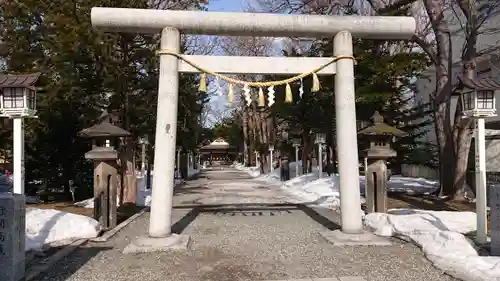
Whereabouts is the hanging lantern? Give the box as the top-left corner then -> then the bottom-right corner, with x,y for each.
457,76 -> 498,118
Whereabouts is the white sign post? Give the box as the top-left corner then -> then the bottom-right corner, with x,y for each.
91,8 -> 416,251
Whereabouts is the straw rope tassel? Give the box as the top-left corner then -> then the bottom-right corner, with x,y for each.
258,87 -> 265,107
227,83 -> 234,104
199,73 -> 207,92
285,83 -> 293,103
311,73 -> 320,92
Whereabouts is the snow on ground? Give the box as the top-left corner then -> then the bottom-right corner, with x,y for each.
235,161 -> 439,209
26,208 -> 100,251
136,167 -> 201,207
365,210 -> 500,281
236,162 -> 500,281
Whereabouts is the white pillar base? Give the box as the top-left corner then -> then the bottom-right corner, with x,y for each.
320,229 -> 392,246
123,233 -> 191,254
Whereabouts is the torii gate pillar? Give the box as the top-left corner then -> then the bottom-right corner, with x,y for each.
92,8 -> 415,252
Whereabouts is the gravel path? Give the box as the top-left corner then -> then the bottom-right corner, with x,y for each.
34,167 -> 456,281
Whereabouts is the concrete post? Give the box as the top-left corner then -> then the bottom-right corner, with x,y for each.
476,118 -> 487,244
295,146 -> 300,178
176,149 -> 181,178
269,149 -> 274,172
149,27 -> 180,238
13,118 -> 24,195
141,142 -> 146,176
334,31 -> 363,234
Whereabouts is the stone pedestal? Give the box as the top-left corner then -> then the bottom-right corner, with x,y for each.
280,157 -> 290,181
0,194 -> 25,281
123,233 -> 191,254
490,184 -> 500,255
85,147 -> 119,230
365,159 -> 389,213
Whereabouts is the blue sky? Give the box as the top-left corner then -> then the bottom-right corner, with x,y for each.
202,1 -> 247,126
206,0 -> 245,12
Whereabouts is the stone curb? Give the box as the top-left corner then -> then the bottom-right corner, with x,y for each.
91,207 -> 148,242
25,238 -> 88,281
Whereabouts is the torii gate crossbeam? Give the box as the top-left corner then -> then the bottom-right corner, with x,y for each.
91,7 -> 416,252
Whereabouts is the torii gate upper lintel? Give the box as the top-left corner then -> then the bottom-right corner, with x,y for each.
91,8 -> 416,252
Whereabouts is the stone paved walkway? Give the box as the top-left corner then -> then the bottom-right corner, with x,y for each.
34,167 -> 456,281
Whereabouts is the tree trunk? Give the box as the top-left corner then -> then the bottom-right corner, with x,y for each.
452,123 -> 474,200
302,139 -> 313,174
423,0 -> 454,196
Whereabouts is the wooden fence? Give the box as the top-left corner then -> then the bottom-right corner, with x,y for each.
400,164 -> 439,180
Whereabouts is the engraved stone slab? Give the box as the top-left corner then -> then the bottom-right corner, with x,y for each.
0,194 -> 26,281
490,184 -> 500,255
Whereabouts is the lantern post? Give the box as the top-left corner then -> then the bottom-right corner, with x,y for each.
268,144 -> 275,172
291,139 -> 301,177
315,133 -> 326,178
176,146 -> 182,179
457,77 -> 498,245
0,73 -> 40,195
138,137 -> 148,176
0,73 -> 40,281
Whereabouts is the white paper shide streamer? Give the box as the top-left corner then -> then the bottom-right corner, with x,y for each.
267,86 -> 275,107
243,84 -> 252,106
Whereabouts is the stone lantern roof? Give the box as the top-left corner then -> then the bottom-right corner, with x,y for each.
0,72 -> 41,90
455,76 -> 500,92
78,120 -> 131,138
357,111 -> 406,137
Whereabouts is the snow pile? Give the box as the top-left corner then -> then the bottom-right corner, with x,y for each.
74,197 -> 120,209
365,210 -> 500,281
234,163 -> 262,177
247,161 -> 438,210
282,173 -> 345,208
26,208 -> 100,251
135,167 -> 201,207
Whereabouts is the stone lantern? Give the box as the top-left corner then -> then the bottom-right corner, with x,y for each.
78,120 -> 131,230
315,133 -> 326,177
291,138 -> 301,177
455,76 -> 500,245
458,77 -> 496,118
358,111 -> 406,213
138,137 -> 149,176
268,144 -> 275,172
0,73 -> 40,118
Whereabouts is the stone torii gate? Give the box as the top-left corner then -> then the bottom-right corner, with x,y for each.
91,8 -> 415,252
